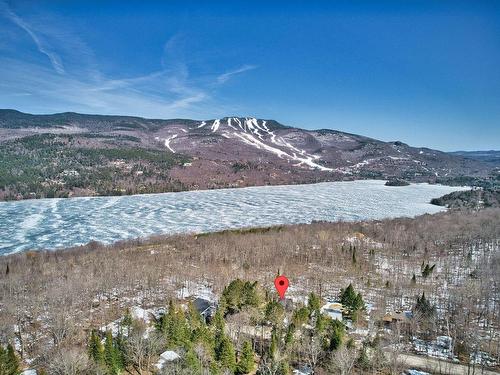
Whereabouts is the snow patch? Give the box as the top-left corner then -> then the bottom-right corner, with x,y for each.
211,119 -> 220,132
176,282 -> 216,302
164,134 -> 178,153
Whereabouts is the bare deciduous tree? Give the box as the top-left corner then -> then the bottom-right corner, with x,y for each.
328,345 -> 357,375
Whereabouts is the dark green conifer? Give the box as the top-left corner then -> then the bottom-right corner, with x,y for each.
88,329 -> 104,364
237,341 -> 255,374
184,348 -> 201,374
218,335 -> 236,372
4,344 -> 20,375
307,292 -> 321,317
327,320 -> 344,351
104,330 -> 122,374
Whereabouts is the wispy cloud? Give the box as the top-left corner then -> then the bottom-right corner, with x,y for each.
1,1 -> 65,74
0,56 -> 221,118
0,4 -> 257,119
217,64 -> 257,84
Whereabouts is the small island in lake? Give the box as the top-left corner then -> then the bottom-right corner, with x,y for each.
385,178 -> 410,186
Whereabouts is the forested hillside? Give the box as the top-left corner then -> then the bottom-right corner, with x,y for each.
1,208 -> 499,374
0,134 -> 188,200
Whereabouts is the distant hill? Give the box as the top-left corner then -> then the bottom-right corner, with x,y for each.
449,150 -> 500,166
0,109 -> 497,200
431,188 -> 500,209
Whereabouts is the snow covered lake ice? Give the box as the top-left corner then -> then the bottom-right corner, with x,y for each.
0,180 -> 466,255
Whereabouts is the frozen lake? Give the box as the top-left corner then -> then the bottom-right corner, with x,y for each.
0,180 -> 465,255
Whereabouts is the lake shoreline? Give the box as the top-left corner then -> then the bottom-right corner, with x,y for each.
0,180 -> 468,255
0,176 -> 469,203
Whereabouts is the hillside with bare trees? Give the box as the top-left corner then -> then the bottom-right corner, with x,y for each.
0,208 -> 499,374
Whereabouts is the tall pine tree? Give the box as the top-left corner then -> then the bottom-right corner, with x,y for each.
217,335 -> 236,373
104,330 -> 122,374
0,344 -> 20,375
183,348 -> 201,374
88,329 -> 104,364
6,344 -> 19,375
237,341 -> 255,374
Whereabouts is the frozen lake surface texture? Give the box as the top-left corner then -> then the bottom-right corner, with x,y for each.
0,180 -> 465,255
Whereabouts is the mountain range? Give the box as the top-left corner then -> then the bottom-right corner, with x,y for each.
0,109 -> 497,200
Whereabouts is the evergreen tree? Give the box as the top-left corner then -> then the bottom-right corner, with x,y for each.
183,348 -> 201,374
242,281 -> 260,307
121,308 -> 133,335
192,325 -> 215,357
314,313 -> 328,334
307,292 -> 321,316
422,264 -> 430,278
411,273 -> 417,284
278,360 -> 290,375
0,346 -> 7,374
340,284 -> 364,320
88,329 -> 104,364
0,344 -> 20,375
187,301 -> 204,331
212,308 -> 226,355
357,345 -> 370,370
265,301 -> 285,326
114,331 -> 126,369
284,323 -> 296,348
327,320 -> 344,351
292,306 -> 309,327
160,300 -> 191,348
209,361 -> 221,375
104,331 -> 122,374
269,328 -> 279,360
221,279 -> 245,314
414,292 -> 436,318
236,341 -> 255,374
221,280 -> 261,315
217,335 -> 236,373
346,337 -> 355,349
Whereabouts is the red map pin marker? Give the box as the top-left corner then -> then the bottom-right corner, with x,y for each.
274,275 -> 289,300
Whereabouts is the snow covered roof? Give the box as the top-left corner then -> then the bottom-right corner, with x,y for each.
160,350 -> 180,361
156,350 -> 181,369
406,370 -> 430,375
293,365 -> 312,375
320,302 -> 343,321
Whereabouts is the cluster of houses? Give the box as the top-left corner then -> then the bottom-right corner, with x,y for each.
95,289 -> 500,374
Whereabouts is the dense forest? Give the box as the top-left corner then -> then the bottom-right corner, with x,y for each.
0,134 -> 189,200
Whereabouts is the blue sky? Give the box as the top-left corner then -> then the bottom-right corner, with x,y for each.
1,0 -> 499,151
